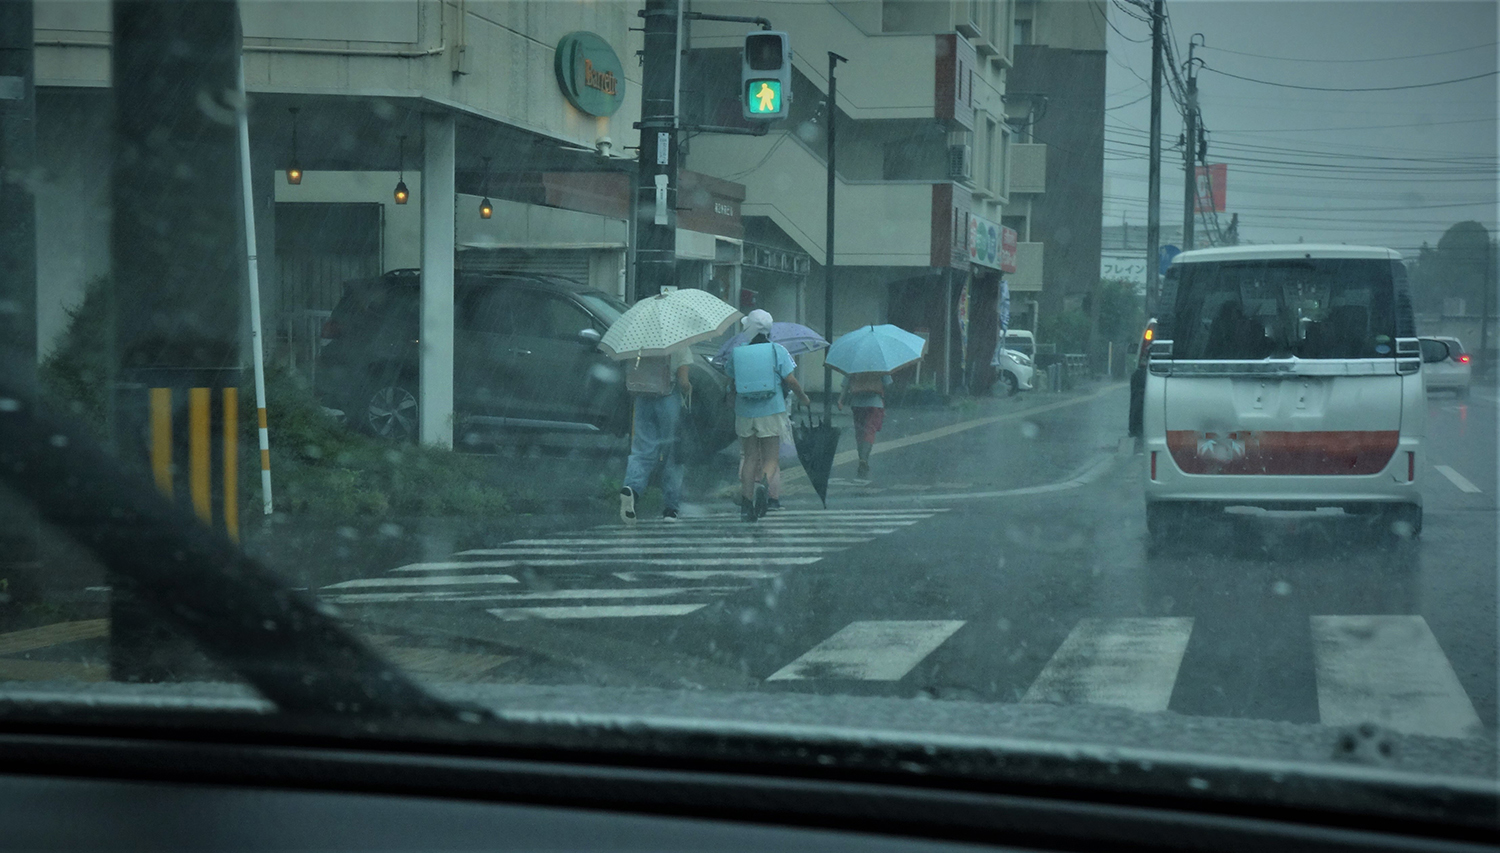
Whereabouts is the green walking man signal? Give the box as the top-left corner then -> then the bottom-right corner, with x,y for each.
742,31 -> 791,120
747,79 -> 782,114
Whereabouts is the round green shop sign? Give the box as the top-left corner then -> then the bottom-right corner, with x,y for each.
555,31 -> 626,117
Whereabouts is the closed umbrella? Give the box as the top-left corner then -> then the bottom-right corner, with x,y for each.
792,410 -> 840,507
713,322 -> 828,368
599,289 -> 742,359
824,324 -> 928,375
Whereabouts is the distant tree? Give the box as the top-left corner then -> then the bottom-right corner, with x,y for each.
1411,222 -> 1493,314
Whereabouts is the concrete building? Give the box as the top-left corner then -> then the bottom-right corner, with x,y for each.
679,0 -> 1026,395
1004,0 -> 1106,323
31,0 -> 747,446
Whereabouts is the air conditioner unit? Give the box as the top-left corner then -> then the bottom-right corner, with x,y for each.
947,144 -> 973,182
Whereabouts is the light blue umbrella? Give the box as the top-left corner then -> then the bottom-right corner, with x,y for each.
824,324 -> 928,375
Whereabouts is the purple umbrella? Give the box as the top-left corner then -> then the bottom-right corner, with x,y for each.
712,322 -> 828,369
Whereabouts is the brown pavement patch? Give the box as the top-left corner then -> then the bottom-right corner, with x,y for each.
0,659 -> 108,682
0,619 -> 109,656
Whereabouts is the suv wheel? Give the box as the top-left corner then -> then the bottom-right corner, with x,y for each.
364,383 -> 419,442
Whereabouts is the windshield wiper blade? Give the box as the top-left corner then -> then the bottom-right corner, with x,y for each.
0,362 -> 471,721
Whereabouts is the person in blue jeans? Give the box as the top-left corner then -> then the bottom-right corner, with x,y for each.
619,344 -> 694,525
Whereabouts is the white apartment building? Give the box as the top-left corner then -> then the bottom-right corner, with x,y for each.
680,0 -> 1031,394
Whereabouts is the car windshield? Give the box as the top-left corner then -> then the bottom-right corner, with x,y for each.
1,0 -> 1496,830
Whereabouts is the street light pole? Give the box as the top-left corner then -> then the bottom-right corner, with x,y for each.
824,52 -> 847,419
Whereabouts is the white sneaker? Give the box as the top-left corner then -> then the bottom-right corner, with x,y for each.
619,486 -> 637,525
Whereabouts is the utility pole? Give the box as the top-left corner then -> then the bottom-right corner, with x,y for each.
1144,0 -> 1164,317
634,0 -> 680,302
824,52 -> 847,418
110,0 -> 245,681
0,0 -> 38,624
1181,37 -> 1201,253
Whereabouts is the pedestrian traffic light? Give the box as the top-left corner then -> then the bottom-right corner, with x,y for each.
743,31 -> 791,121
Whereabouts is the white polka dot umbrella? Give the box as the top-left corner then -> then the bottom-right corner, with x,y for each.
599,289 -> 743,359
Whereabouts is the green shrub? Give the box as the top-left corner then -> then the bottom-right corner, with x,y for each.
37,278 -> 511,521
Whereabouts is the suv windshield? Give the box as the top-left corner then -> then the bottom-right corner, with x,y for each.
1168,259 -> 1398,360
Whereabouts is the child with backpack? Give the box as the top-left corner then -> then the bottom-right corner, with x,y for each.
837,371 -> 893,479
725,310 -> 810,521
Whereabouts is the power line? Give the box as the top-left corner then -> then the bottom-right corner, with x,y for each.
1105,122 -> 1497,164
1203,117 -> 1495,134
1200,41 -> 1497,64
1106,91 -> 1153,111
1097,1 -> 1151,43
1200,65 -> 1500,92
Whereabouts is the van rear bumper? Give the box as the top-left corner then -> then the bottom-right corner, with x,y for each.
1144,435 -> 1422,508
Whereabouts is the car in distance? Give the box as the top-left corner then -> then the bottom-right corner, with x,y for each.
1420,335 -> 1472,398
992,345 -> 1035,395
314,269 -> 735,458
1141,244 -> 1440,542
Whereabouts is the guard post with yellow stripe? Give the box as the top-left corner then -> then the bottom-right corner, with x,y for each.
125,370 -> 243,543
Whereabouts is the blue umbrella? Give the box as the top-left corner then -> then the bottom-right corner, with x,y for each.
712,322 -> 829,368
824,324 -> 927,375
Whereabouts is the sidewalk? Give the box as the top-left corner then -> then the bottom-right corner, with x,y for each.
776,380 -> 1125,500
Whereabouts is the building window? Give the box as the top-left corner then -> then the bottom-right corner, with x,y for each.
984,118 -> 999,193
1013,18 -> 1031,47
999,126 -> 1011,197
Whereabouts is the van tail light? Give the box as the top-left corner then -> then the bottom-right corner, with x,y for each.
1457,353 -> 1471,364
1151,451 -> 1158,481
320,319 -> 342,340
1408,452 -> 1415,482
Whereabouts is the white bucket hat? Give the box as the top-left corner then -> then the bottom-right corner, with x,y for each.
742,308 -> 773,337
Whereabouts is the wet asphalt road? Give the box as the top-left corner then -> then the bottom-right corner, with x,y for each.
295,381 -> 1498,743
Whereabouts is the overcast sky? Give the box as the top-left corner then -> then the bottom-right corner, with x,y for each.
1101,0 -> 1498,253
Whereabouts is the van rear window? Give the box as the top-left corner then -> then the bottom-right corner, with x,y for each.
1168,258 -> 1396,360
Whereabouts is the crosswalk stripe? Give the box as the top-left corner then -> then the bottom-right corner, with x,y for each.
766,620 -> 966,681
1022,618 -> 1194,713
394,557 -> 822,572
663,515 -> 937,524
1310,615 -> 1481,739
323,574 -> 519,590
579,527 -> 903,535
488,604 -> 708,620
614,570 -> 782,582
1433,464 -> 1482,493
327,586 -> 741,605
644,516 -> 935,525
455,545 -> 861,556
683,509 -> 942,516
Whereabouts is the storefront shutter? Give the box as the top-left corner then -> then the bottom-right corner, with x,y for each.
456,249 -> 591,285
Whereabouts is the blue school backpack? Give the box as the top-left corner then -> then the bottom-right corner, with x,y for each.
731,342 -> 780,402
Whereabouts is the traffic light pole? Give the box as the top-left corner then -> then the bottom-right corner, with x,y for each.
1145,0 -> 1163,316
824,52 -> 847,419
634,0 -> 680,303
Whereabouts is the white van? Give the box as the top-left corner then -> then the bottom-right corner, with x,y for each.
1142,245 -> 1433,541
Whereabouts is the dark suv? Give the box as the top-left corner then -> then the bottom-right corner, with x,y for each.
315,269 -> 735,457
